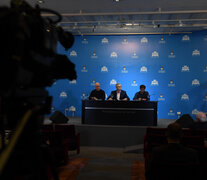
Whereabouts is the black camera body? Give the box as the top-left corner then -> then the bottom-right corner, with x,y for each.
0,1 -> 76,127
0,1 -> 77,179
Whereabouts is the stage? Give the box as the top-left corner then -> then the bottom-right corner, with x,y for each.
44,117 -> 175,148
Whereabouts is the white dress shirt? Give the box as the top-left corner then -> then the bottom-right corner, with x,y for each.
117,91 -> 121,100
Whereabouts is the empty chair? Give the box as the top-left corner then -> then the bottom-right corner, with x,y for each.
42,130 -> 69,164
55,124 -> 80,154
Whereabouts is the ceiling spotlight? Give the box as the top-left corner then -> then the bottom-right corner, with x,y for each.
152,20 -> 156,28
92,25 -> 96,32
37,0 -> 44,4
113,0 -> 120,2
179,20 -> 183,27
125,23 -> 133,26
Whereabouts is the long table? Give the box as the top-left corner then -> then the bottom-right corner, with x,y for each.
82,100 -> 157,126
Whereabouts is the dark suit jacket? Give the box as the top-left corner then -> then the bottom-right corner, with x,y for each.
107,90 -> 130,100
133,91 -> 150,101
146,143 -> 199,180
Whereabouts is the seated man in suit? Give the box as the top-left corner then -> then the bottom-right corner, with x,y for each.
107,83 -> 129,101
89,82 -> 105,100
146,122 -> 199,180
133,84 -> 150,101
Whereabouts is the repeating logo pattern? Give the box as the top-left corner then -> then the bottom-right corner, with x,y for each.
49,33 -> 207,119
152,51 -> 159,57
151,80 -> 159,86
140,66 -> 147,72
101,66 -> 108,72
182,35 -> 190,41
60,91 -> 67,98
131,80 -> 138,87
110,52 -> 118,58
192,79 -> 200,86
181,94 -> 189,100
192,49 -> 200,56
102,37 -> 109,44
110,79 -> 117,85
70,50 -> 77,57
181,65 -> 190,72
141,37 -> 148,43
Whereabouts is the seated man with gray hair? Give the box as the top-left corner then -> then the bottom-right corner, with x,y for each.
175,111 -> 207,129
107,83 -> 129,101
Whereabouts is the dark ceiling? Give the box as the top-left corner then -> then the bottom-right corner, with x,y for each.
1,0 -> 207,35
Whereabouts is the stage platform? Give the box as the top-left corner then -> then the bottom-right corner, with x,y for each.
44,117 -> 176,148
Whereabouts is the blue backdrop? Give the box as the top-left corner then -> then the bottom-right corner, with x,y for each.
47,30 -> 207,119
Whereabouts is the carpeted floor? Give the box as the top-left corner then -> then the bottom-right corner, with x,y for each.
58,146 -> 145,180
76,146 -> 144,180
58,157 -> 89,180
131,161 -> 146,180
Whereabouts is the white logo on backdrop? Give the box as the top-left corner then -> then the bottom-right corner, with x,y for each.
81,92 -> 87,100
158,66 -> 165,73
159,36 -> 166,44
131,80 -> 138,86
110,79 -> 117,85
132,51 -> 138,58
70,50 -> 77,56
141,37 -> 148,43
121,66 -> 128,73
102,37 -> 109,44
81,65 -> 88,72
181,94 -> 189,100
122,37 -> 128,44
91,51 -> 98,59
140,66 -> 147,72
101,66 -> 108,72
168,80 -> 175,87
168,108 -> 175,116
82,37 -> 88,44
181,65 -> 190,72
152,51 -> 159,57
168,50 -> 175,58
192,109 -> 199,115
192,49 -> 200,56
69,80 -> 77,84
182,35 -> 190,41
91,79 -> 96,86
192,79 -> 200,86
60,91 -> 67,98
158,94 -> 165,101
69,106 -> 76,112
151,80 -> 159,86
110,52 -> 118,58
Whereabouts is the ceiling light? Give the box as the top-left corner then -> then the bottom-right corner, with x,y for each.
179,20 -> 183,27
152,21 -> 156,28
125,23 -> 133,26
113,0 -> 120,2
37,0 -> 44,4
